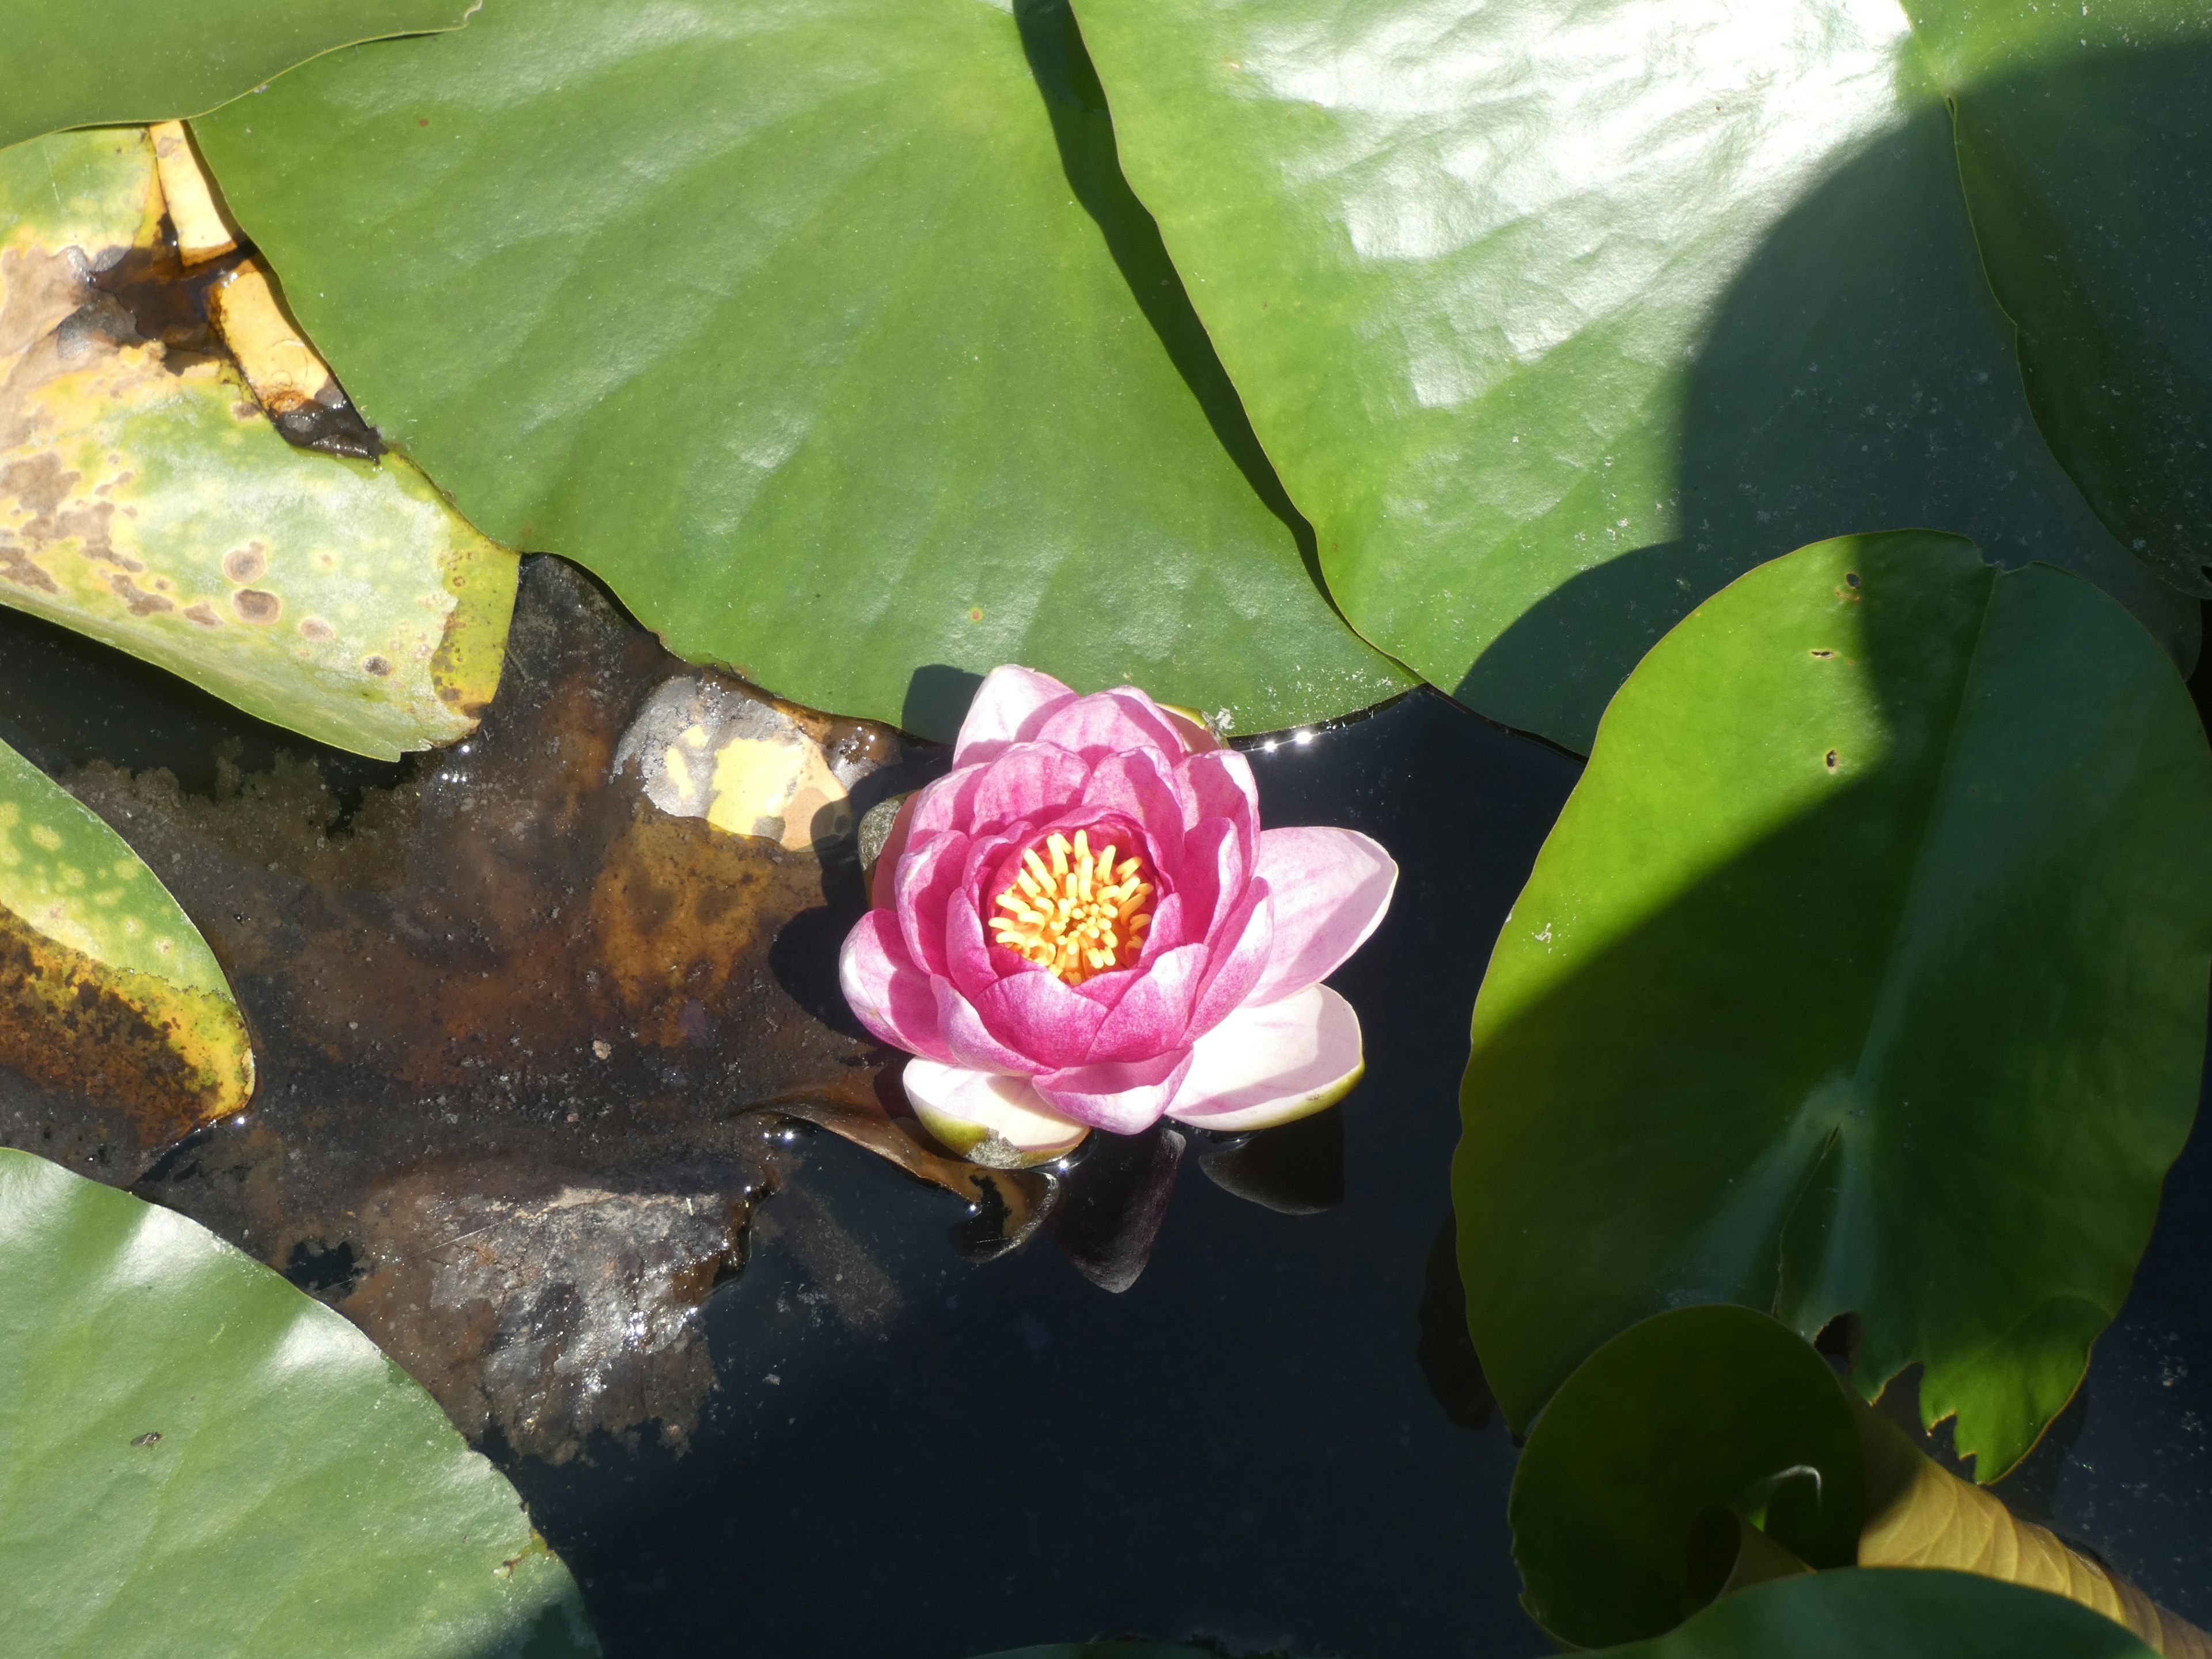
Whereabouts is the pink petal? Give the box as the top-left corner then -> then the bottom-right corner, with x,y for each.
903,1060 -> 1089,1165
911,762 -> 990,838
1187,880 -> 1273,1038
892,830 -> 971,979
1166,984 -> 1364,1132
1175,816 -> 1248,942
970,743 -> 1091,835
1246,827 -> 1398,1006
955,666 -> 1078,766
936,978 -> 1046,1075
1078,751 -> 1188,878
1033,1050 -> 1194,1135
868,794 -> 921,910
971,968 -> 1111,1070
1085,943 -> 1207,1062
838,912 -> 951,1061
1177,749 -> 1260,850
1034,688 -> 1190,764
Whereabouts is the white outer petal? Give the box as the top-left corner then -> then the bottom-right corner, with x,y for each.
904,1059 -> 1090,1167
1165,984 -> 1365,1132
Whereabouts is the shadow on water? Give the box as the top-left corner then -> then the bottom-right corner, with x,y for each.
1461,57 -> 2208,747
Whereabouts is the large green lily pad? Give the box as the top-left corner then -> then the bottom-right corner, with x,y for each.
1072,0 -> 2200,750
188,0 -> 1409,742
1456,532 -> 2212,1477
1607,1570 -> 2154,1659
0,127 -> 518,760
0,1146 -> 597,1657
2,0 -> 475,151
0,733 -> 251,1148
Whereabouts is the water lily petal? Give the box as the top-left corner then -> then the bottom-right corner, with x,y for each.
954,666 -> 1078,766
1078,750 -> 1188,878
838,911 -> 952,1061
1033,1050 -> 1192,1134
914,763 -> 1002,844
936,979 -> 1046,1075
970,742 -> 1091,836
971,968 -> 1112,1070
1179,748 -> 1260,851
893,829 -> 971,979
1086,942 -> 1207,1062
1246,827 -> 1399,1006
903,1059 -> 1088,1166
1176,815 -> 1249,941
1167,984 -> 1364,1132
1188,879 -> 1274,1038
1035,688 -> 1190,764
868,793 -> 921,910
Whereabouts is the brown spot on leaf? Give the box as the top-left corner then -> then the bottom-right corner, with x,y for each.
222,542 -> 267,584
362,654 -> 392,677
183,603 -> 222,628
107,572 -> 174,616
232,588 -> 281,624
298,616 -> 334,641
1825,749 -> 1840,771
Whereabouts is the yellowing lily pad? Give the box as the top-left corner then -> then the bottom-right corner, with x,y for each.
0,127 -> 517,761
0,734 -> 251,1147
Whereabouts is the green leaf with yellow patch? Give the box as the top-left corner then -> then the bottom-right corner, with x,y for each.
0,734 -> 252,1149
0,127 -> 518,761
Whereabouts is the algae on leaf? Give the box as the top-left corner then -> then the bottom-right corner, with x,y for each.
189,0 -> 1409,741
0,0 -> 477,150
0,127 -> 517,761
0,1146 -> 597,1659
0,734 -> 250,1151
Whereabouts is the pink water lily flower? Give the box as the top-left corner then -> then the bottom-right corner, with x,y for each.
839,666 -> 1396,1165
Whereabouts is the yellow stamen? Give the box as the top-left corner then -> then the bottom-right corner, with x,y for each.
987,828 -> 1157,986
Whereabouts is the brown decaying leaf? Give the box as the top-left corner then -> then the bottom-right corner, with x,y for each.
0,556 -> 1003,1461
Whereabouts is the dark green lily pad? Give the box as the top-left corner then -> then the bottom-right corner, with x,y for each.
0,1146 -> 597,1657
1606,1569 -> 2155,1659
189,0 -> 1408,740
1457,532 -> 2212,1477
1072,0 -> 2199,749
1510,1306 -> 1863,1649
1908,3 -> 2212,596
1,0 -> 475,150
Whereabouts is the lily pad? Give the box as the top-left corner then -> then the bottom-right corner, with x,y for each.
1909,2 -> 2212,595
0,732 -> 250,1149
1510,1306 -> 1863,1649
1456,532 -> 2212,1477
1,0 -> 475,151
1071,0 -> 2199,749
0,127 -> 518,761
1606,1570 -> 2155,1659
0,1146 -> 597,1657
187,0 -> 1410,741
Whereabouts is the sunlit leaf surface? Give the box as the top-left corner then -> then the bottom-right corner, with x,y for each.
189,0 -> 1410,742
0,1146 -> 596,1657
0,732 -> 249,1147
1073,0 -> 2200,749
0,0 -> 475,150
0,128 -> 518,760
1457,532 -> 2212,1476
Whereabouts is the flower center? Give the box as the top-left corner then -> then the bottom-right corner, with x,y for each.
988,827 -> 1155,986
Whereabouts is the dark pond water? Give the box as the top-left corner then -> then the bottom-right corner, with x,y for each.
1,571 -> 2207,1658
